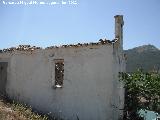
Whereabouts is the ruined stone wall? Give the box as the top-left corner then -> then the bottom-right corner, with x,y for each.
0,42 -> 124,120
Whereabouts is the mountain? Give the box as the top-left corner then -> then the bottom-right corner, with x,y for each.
124,45 -> 160,72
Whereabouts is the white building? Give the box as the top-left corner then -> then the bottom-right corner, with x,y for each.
0,15 -> 125,120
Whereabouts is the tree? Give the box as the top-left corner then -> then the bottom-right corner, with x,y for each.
119,70 -> 160,119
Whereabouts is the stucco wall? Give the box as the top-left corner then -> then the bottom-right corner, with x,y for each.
0,43 -> 124,120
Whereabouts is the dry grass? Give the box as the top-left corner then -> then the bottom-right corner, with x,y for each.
0,99 -> 48,120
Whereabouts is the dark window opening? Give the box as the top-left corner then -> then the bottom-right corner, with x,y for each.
0,62 -> 8,95
1,66 -> 3,70
54,59 -> 64,88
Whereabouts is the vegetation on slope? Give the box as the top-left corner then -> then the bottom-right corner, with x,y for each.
0,98 -> 49,120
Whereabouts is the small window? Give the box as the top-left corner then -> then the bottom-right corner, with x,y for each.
0,66 -> 3,70
54,59 -> 64,88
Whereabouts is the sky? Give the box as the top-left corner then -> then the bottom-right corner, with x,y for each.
0,0 -> 160,50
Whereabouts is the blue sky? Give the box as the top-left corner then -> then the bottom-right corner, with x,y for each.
0,0 -> 160,50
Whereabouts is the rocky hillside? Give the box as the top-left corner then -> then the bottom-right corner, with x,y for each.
124,45 -> 160,72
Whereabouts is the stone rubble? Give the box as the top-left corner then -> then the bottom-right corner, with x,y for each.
0,45 -> 42,53
0,39 -> 118,53
45,39 -> 114,49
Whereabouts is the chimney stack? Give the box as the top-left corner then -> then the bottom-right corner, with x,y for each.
114,15 -> 124,49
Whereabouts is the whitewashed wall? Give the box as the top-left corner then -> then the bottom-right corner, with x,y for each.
0,43 -> 124,120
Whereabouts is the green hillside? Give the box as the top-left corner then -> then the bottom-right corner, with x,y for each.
124,45 -> 160,72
